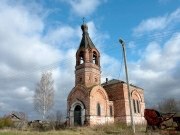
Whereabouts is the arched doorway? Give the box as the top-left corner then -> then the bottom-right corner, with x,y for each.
69,99 -> 85,126
74,105 -> 81,126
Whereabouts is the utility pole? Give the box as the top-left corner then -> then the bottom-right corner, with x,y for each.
119,39 -> 135,133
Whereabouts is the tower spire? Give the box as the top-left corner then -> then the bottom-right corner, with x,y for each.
79,23 -> 95,49
75,24 -> 101,87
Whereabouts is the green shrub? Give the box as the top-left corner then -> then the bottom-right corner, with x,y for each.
0,117 -> 14,128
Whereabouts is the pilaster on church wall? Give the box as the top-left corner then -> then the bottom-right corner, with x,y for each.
138,89 -> 145,103
66,100 -> 70,126
140,102 -> 145,117
122,83 -> 129,100
121,83 -> 129,116
84,49 -> 90,63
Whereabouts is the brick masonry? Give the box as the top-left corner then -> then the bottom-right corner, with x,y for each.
66,24 -> 145,126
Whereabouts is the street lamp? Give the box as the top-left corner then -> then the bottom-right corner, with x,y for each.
119,39 -> 135,133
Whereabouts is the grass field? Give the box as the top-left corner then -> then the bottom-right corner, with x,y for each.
0,122 -> 179,135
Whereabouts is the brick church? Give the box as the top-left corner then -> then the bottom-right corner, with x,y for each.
66,23 -> 145,126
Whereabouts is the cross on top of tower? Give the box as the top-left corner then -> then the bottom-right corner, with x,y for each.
82,17 -> 85,24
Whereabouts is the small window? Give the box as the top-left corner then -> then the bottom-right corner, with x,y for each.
133,99 -> 136,113
136,100 -> 140,113
97,103 -> 101,116
80,77 -> 82,82
95,78 -> 97,82
110,106 -> 113,116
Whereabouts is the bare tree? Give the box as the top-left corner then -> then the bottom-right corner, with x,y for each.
33,71 -> 55,122
56,110 -> 63,128
155,98 -> 180,113
11,111 -> 28,121
47,113 -> 55,130
47,110 -> 64,130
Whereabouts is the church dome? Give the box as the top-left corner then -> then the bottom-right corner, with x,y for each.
81,24 -> 88,31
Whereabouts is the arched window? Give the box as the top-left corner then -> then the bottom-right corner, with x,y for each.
133,99 -> 140,114
136,100 -> 140,113
110,105 -> 113,116
97,103 -> 101,116
133,99 -> 136,113
79,51 -> 84,64
93,51 -> 98,65
132,92 -> 141,114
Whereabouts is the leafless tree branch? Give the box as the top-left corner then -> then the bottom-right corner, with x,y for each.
33,71 -> 55,122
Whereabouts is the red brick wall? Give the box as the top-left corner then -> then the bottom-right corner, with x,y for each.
75,48 -> 101,88
103,82 -> 145,123
89,86 -> 114,125
67,85 -> 114,126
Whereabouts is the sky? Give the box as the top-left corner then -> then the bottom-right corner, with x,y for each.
0,0 -> 180,120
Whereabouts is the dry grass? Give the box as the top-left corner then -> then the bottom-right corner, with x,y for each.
0,122 -> 179,135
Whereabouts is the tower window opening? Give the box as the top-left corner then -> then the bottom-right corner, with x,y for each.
93,51 -> 98,65
79,51 -> 84,64
80,77 -> 82,82
97,103 -> 101,116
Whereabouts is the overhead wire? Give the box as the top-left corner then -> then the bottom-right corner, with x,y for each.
124,28 -> 180,49
0,46 -> 122,84
117,51 -> 124,80
0,27 -> 180,84
0,41 -> 178,84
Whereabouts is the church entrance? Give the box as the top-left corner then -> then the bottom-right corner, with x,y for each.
74,105 -> 81,126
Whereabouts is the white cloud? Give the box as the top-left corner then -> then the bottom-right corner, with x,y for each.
86,21 -> 109,48
101,53 -> 121,81
0,1 -> 62,72
43,26 -> 77,48
129,33 -> 180,107
0,1 -> 44,37
0,0 -> 114,120
128,41 -> 136,49
133,8 -> 180,36
0,1 -> 73,119
64,0 -> 105,16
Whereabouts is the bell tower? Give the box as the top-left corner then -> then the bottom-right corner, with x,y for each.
75,24 -> 101,88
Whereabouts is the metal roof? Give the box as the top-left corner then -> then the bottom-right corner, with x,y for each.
78,24 -> 96,49
101,78 -> 143,89
101,79 -> 124,86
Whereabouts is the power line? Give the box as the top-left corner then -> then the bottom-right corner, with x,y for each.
0,28 -> 180,84
0,47 -> 122,84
